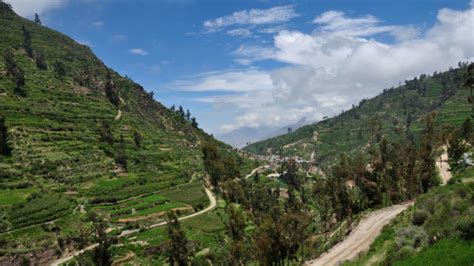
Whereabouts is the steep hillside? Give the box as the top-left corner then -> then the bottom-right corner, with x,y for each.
244,65 -> 472,167
0,3 -> 250,263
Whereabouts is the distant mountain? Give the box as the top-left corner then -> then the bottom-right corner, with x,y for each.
243,64 -> 472,167
217,117 -> 310,148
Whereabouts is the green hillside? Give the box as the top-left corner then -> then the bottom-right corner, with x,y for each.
0,3 -> 253,263
244,65 -> 472,167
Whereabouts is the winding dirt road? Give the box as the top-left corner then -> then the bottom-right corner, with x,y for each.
306,202 -> 414,266
51,187 -> 216,266
307,148 -> 453,266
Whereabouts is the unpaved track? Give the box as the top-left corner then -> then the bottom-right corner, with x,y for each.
244,165 -> 268,179
306,202 -> 414,266
114,110 -> 122,120
51,187 -> 216,266
436,148 -> 452,185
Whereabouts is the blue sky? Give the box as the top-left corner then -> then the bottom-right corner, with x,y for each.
8,0 -> 474,145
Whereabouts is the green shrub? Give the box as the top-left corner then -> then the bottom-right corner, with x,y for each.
412,209 -> 429,226
455,214 -> 474,240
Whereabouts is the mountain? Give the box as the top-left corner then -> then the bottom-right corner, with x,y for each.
243,65 -> 472,167
217,116 -> 309,148
0,3 -> 252,264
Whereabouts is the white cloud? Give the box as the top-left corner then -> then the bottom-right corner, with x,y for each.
129,48 -> 148,56
227,28 -> 252,37
204,5 -> 298,32
92,21 -> 104,27
171,69 -> 274,92
233,45 -> 275,65
7,0 -> 66,17
184,4 -> 474,137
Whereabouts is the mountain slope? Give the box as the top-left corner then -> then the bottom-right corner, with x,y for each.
0,3 -> 244,263
243,65 -> 472,167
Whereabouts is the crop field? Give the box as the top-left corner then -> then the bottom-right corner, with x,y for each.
0,187 -> 37,206
161,181 -> 209,208
93,194 -> 188,222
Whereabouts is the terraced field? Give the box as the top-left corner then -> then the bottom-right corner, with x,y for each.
0,4 -> 253,264
93,194 -> 189,222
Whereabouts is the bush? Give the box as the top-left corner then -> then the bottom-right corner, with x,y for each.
412,209 -> 429,226
455,215 -> 474,240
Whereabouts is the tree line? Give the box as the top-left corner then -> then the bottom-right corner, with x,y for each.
170,104 -> 198,128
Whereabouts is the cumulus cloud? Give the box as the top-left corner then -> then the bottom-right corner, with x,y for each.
129,48 -> 148,56
7,0 -> 66,17
204,5 -> 298,32
179,4 -> 474,137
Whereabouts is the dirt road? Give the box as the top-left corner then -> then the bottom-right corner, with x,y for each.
114,110 -> 122,120
306,202 -> 414,266
436,147 -> 452,185
244,165 -> 268,179
51,187 -> 216,266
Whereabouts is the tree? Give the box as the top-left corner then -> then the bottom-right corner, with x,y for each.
3,48 -> 17,76
170,104 -> 176,112
91,215 -> 111,266
186,109 -> 191,121
115,148 -> 128,170
98,121 -> 114,145
133,131 -> 142,148
13,67 -> 26,97
417,114 -> 437,193
0,116 -> 11,156
287,127 -> 292,134
225,204 -> 249,264
104,71 -> 120,106
53,60 -> 66,80
22,25 -> 33,58
461,118 -> 472,142
201,141 -> 241,187
464,63 -> 474,117
191,117 -> 198,128
34,13 -> 41,25
3,48 -> 26,96
35,51 -> 47,70
280,158 -> 300,188
177,105 -> 185,118
163,211 -> 194,265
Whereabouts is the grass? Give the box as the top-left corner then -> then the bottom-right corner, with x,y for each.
161,181 -> 207,206
395,238 -> 474,266
0,187 -> 37,205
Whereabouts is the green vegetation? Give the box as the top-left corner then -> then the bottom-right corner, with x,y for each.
0,3 -> 251,264
0,1 -> 471,265
244,64 -> 472,168
346,180 -> 474,266
395,238 -> 474,266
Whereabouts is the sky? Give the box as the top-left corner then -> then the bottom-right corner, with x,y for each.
6,0 -> 474,146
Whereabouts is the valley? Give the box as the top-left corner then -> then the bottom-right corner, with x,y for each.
0,1 -> 473,265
